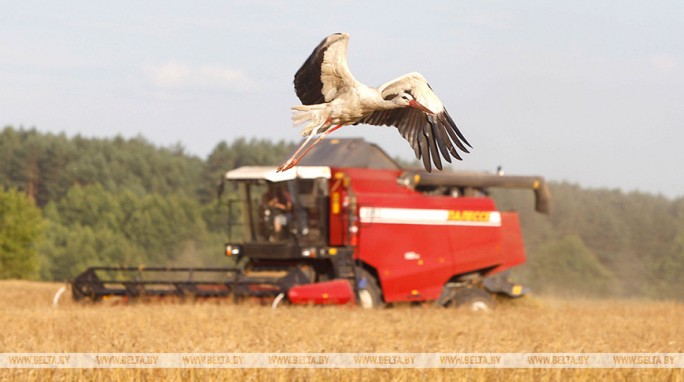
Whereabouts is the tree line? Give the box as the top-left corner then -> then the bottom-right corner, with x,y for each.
1,126 -> 682,299
492,184 -> 684,299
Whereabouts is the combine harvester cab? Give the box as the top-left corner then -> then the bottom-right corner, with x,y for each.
71,138 -> 550,310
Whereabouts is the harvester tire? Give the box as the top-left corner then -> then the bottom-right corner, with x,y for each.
450,287 -> 494,312
357,269 -> 384,309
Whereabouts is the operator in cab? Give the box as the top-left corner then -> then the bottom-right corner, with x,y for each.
262,183 -> 293,240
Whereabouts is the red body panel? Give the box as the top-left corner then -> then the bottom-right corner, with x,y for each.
492,212 -> 526,273
328,168 -> 527,304
288,280 -> 355,305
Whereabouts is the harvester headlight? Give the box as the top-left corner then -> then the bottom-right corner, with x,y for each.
511,285 -> 523,296
225,245 -> 240,257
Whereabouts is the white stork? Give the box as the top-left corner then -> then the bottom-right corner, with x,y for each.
277,32 -> 471,173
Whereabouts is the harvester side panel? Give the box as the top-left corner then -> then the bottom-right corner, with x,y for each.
357,215 -> 454,302
492,212 -> 526,273
353,191 -> 502,303
448,219 -> 504,278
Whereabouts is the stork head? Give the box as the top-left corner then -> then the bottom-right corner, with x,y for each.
394,93 -> 434,114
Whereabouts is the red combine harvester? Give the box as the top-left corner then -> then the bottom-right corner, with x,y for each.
71,139 -> 550,310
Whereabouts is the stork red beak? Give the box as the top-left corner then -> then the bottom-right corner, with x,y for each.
409,99 -> 434,114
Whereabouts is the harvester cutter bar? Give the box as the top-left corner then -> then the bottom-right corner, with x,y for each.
70,266 -> 287,302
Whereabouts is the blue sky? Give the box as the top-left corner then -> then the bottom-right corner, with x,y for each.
2,1 -> 683,197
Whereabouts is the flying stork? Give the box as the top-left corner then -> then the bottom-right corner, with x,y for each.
277,32 -> 471,173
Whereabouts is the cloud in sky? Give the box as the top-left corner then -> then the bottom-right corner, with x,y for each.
463,9 -> 513,30
651,54 -> 678,72
147,61 -> 255,93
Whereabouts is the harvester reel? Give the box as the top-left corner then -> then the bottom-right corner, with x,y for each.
53,285 -> 68,307
271,293 -> 286,309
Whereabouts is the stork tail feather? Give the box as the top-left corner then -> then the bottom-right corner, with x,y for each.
291,104 -> 331,137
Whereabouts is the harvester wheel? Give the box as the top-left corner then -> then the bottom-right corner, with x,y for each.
450,287 -> 495,312
357,269 -> 384,309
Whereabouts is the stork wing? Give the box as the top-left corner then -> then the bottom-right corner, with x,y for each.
358,73 -> 471,172
293,33 -> 359,105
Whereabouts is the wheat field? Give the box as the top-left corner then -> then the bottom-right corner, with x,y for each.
0,280 -> 682,381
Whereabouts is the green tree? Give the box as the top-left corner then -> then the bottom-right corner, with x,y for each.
0,188 -> 46,279
39,184 -> 214,280
524,234 -> 620,297
653,233 -> 684,299
40,222 -> 143,281
199,138 -> 296,203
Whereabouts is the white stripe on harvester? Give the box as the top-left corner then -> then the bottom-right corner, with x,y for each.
359,207 -> 501,227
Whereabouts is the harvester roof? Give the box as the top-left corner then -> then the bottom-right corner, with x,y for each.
224,166 -> 331,181
294,138 -> 400,169
224,138 -> 399,181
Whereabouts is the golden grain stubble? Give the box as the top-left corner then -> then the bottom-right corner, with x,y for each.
0,281 -> 682,381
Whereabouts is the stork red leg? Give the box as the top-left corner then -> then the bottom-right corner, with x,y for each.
277,119 -> 343,172
293,124 -> 344,162
277,130 -> 319,172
